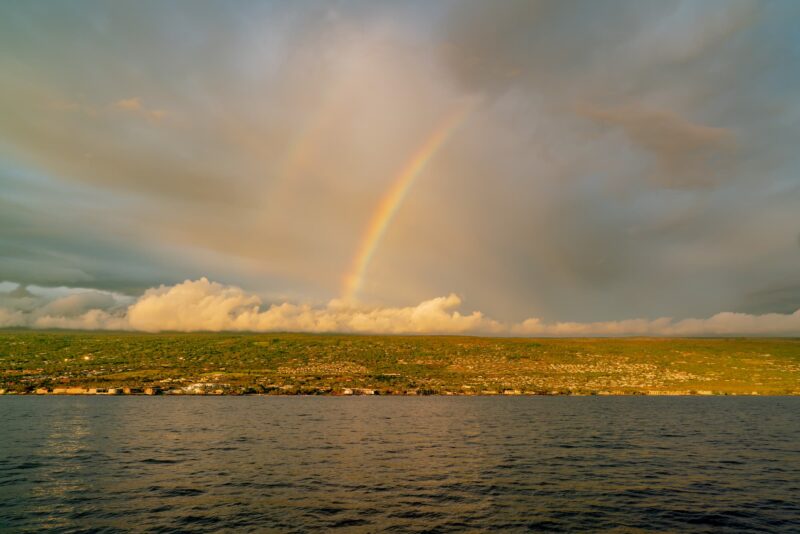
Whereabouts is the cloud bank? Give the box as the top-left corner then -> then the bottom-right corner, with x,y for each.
1,279 -> 798,337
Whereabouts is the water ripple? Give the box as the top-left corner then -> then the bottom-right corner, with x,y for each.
0,397 -> 798,532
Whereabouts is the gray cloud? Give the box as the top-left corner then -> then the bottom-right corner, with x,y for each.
579,105 -> 736,188
439,0 -> 758,98
740,282 -> 800,316
0,0 -> 798,325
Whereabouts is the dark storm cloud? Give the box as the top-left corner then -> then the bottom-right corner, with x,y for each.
741,283 -> 800,316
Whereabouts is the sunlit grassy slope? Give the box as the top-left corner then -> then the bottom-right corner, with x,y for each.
1,331 -> 798,395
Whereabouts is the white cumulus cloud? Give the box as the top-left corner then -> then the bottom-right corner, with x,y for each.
1,278 -> 799,336
127,278 -> 501,334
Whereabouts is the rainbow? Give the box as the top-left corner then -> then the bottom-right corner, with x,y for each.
342,100 -> 477,301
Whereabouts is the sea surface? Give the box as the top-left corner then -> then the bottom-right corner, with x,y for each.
1,397 -> 799,533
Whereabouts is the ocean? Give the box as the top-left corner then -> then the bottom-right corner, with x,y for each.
1,396 -> 798,532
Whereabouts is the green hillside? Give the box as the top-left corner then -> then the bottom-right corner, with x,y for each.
1,331 -> 798,395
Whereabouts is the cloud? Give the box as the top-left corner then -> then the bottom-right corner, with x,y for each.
126,278 -> 501,334
439,0 -> 756,96
114,96 -> 167,121
0,307 -> 25,328
33,309 -> 128,330
127,278 -> 261,332
0,282 -> 131,330
114,97 -> 143,111
0,1 -> 798,324
39,291 -> 119,318
580,104 -> 736,188
1,278 -> 798,336
513,311 -> 800,337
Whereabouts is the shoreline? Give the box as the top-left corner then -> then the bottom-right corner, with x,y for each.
3,333 -> 798,398
2,388 -> 796,397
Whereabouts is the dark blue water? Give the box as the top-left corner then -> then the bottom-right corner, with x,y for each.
1,397 -> 799,532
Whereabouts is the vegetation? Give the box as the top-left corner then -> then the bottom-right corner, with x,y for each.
0,331 -> 798,395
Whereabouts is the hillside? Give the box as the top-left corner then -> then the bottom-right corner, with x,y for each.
1,331 -> 798,395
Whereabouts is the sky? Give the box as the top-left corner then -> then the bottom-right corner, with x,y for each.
1,0 -> 799,335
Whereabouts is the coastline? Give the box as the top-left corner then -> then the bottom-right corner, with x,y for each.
2,387 -> 795,397
3,332 -> 798,397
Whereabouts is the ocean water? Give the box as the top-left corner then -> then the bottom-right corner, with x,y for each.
1,397 -> 798,532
